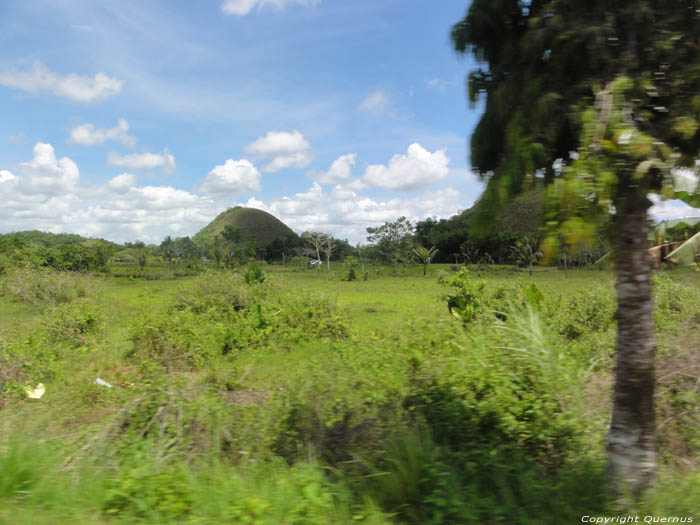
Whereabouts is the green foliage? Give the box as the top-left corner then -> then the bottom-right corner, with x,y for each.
522,283 -> 544,308
441,268 -> 485,323
1,269 -> 98,306
366,216 -> 415,265
453,0 -> 700,244
44,299 -> 104,348
1,267 -> 698,522
103,461 -> 194,520
244,262 -> 267,285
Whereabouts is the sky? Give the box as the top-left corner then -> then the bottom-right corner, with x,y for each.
0,0 -> 697,244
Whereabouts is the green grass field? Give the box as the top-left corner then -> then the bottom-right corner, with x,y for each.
0,263 -> 698,523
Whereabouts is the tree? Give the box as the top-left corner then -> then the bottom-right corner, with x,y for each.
366,217 -> 415,266
221,225 -> 242,269
303,232 -> 334,271
130,241 -> 148,270
510,235 -> 542,276
413,245 -> 438,276
453,0 -> 700,495
160,236 -> 175,263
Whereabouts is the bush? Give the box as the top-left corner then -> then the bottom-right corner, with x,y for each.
244,263 -> 266,285
441,268 -> 486,324
1,269 -> 97,306
44,299 -> 104,347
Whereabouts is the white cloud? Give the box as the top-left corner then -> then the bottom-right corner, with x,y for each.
0,62 -> 123,102
315,153 -> 356,185
221,0 -> 317,16
200,158 -> 262,195
245,129 -> 310,156
0,170 -> 17,184
240,183 -> 463,243
69,118 -> 138,147
107,149 -> 176,174
245,129 -> 312,172
18,142 -> 80,194
0,144 -> 219,243
364,143 -> 450,191
262,152 -> 312,172
107,173 -> 137,193
359,90 -> 389,115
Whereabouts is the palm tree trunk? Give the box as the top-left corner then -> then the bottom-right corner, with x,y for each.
607,189 -> 657,496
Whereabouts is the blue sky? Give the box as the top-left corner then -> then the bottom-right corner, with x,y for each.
1,0 -> 696,244
0,0 -> 486,243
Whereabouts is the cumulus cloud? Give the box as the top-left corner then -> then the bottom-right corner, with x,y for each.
245,129 -> 312,172
107,173 -> 137,193
107,149 -> 176,174
0,62 -> 123,102
69,118 -> 138,147
315,153 -> 356,185
18,142 -> 80,194
0,146 -> 215,243
363,143 -> 450,191
0,142 -> 464,245
0,169 -> 17,184
221,0 -> 317,16
199,158 -> 262,195
358,90 -> 389,115
241,182 -> 463,243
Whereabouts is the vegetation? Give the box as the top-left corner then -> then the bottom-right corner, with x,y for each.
0,258 -> 698,522
452,0 -> 700,495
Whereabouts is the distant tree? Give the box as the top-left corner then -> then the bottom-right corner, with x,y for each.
366,217 -> 415,266
266,234 -> 302,265
321,234 -> 335,270
303,232 -> 334,271
160,236 -> 175,263
130,242 -> 148,270
413,245 -> 438,276
510,235 -> 543,276
453,0 -> 700,494
221,225 -> 242,268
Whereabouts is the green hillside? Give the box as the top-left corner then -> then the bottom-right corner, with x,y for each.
495,186 -> 545,234
193,207 -> 296,248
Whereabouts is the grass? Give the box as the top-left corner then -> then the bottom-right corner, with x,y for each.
0,263 -> 698,523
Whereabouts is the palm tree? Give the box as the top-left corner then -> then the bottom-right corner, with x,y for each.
413,245 -> 438,276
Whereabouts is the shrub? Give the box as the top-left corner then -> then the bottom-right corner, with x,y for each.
244,263 -> 266,285
441,268 -> 486,324
44,299 -> 104,347
1,269 -> 97,306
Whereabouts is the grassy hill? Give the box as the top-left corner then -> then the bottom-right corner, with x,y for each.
192,207 -> 296,247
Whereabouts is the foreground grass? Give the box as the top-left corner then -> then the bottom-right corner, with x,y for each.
0,264 -> 698,523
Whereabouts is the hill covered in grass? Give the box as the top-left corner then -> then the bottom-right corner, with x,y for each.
192,207 -> 297,248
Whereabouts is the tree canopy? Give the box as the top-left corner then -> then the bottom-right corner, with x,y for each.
453,0 -> 700,496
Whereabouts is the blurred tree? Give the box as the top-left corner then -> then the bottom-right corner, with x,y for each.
453,0 -> 700,495
510,235 -> 543,275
